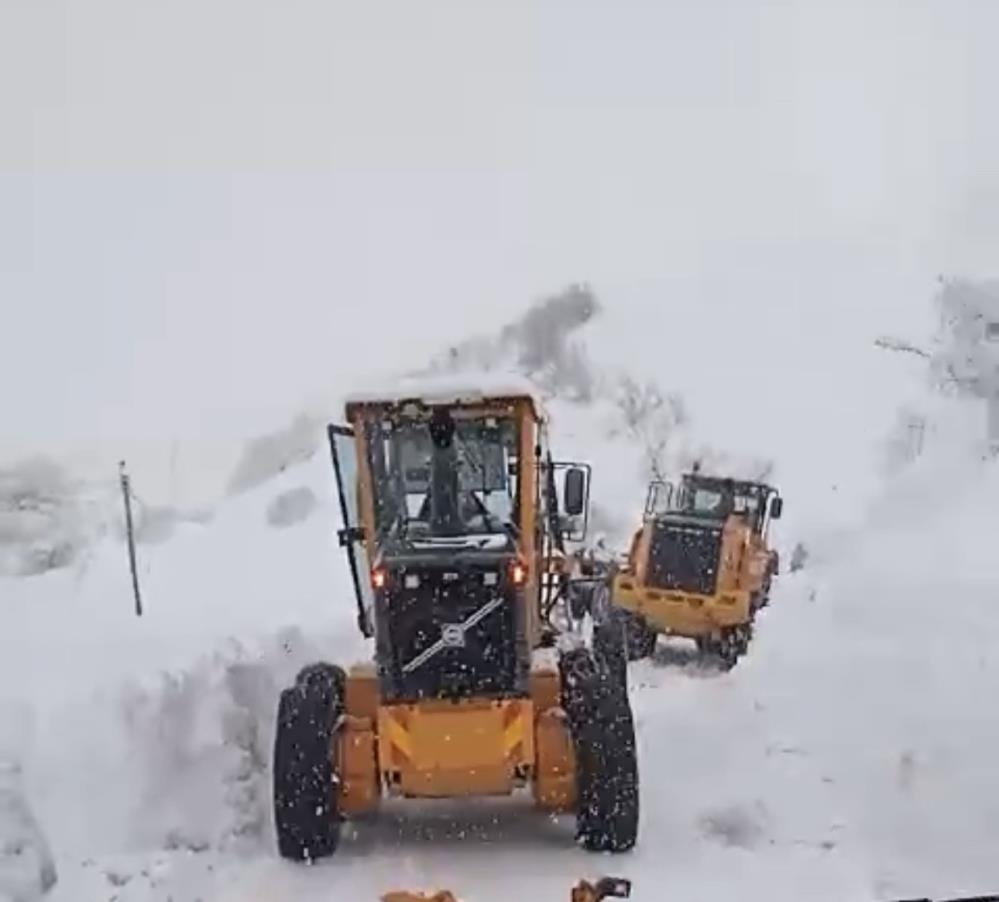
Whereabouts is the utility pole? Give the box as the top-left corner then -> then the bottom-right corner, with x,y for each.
119,461 -> 143,617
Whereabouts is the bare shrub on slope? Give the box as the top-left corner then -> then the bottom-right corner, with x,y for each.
929,277 -> 999,398
265,487 -> 318,529
226,414 -> 322,497
0,458 -> 93,578
611,376 -> 688,481
422,283 -> 602,401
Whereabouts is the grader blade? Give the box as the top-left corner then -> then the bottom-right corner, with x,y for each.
381,892 -> 459,902
571,876 -> 632,902
380,877 -> 632,902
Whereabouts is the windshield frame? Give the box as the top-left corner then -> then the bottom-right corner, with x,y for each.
676,475 -> 772,527
361,407 -> 522,550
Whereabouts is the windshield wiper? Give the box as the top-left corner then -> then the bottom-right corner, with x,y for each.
467,491 -> 517,541
452,432 -> 520,542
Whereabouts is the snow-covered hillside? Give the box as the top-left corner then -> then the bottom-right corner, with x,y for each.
2,287 -> 998,901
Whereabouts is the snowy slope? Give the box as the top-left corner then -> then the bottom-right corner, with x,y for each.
2,292 -> 999,901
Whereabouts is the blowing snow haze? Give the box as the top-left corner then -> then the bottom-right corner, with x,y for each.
3,3 -> 999,901
2,1 -> 997,466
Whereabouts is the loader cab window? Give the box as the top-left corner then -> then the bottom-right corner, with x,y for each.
732,493 -> 760,516
678,478 -> 745,521
680,486 -> 730,519
681,476 -> 769,530
366,411 -> 520,545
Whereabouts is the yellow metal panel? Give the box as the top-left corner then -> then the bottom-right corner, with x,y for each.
616,581 -> 750,637
634,524 -> 653,585
503,718 -> 523,757
401,766 -> 512,798
345,664 -> 380,721
379,707 -> 414,764
533,707 -> 576,812
502,702 -> 534,760
412,705 -> 504,769
377,700 -> 535,800
338,715 -> 380,815
350,418 -> 380,569
517,401 -> 540,646
529,668 -> 561,713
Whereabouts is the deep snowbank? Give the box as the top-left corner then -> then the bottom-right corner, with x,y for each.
0,450 -> 369,873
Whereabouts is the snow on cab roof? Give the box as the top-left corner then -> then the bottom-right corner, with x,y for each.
343,371 -> 547,416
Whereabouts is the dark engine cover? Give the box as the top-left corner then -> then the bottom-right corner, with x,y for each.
374,557 -> 526,703
647,518 -> 723,595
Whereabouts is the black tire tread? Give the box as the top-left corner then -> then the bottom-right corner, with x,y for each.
560,647 -> 639,853
273,662 -> 345,861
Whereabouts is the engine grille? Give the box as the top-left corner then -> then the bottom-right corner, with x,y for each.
647,520 -> 723,595
378,565 -> 522,702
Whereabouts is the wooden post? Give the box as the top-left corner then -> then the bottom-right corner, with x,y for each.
119,461 -> 143,617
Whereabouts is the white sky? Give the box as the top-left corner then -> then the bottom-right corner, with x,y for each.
1,0 -> 997,461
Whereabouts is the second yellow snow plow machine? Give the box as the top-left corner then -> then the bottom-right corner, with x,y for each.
272,386 -> 639,863
610,468 -> 782,669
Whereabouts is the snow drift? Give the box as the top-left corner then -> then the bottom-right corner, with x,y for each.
0,762 -> 57,902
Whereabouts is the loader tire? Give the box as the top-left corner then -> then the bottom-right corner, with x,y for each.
560,648 -> 639,854
696,624 -> 751,671
273,662 -> 346,862
621,612 -> 657,661
751,574 -> 772,614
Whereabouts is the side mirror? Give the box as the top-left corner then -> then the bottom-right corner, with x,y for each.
563,467 -> 587,517
770,496 -> 783,520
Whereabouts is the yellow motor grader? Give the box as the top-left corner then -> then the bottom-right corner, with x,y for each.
272,386 -> 639,862
610,469 -> 782,669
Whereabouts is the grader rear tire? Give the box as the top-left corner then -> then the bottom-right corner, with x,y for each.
273,662 -> 346,862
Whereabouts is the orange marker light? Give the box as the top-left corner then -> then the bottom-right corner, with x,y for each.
511,562 -> 527,586
372,568 -> 387,590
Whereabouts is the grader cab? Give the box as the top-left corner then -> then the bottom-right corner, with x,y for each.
273,386 -> 639,862
610,470 -> 782,669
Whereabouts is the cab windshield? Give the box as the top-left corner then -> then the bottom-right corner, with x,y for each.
678,479 -> 763,524
365,412 -> 520,546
